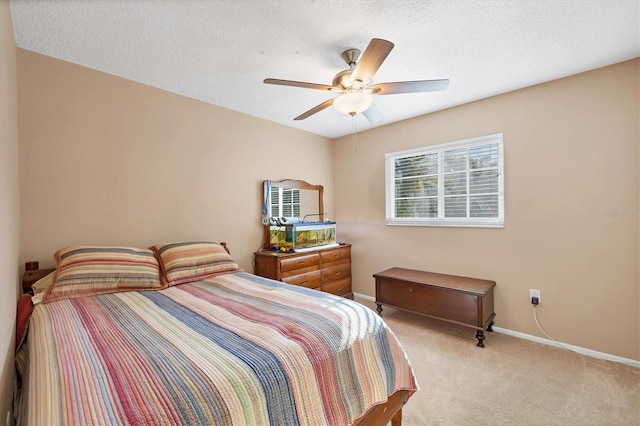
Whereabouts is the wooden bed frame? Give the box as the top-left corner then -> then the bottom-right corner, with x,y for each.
21,260 -> 410,425
353,389 -> 409,426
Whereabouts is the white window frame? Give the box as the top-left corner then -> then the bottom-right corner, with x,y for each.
385,133 -> 504,228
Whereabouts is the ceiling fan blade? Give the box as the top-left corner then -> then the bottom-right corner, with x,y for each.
264,78 -> 335,91
350,38 -> 394,85
363,101 -> 384,124
372,79 -> 450,95
294,98 -> 335,121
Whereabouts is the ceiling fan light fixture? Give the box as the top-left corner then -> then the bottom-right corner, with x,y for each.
333,91 -> 373,115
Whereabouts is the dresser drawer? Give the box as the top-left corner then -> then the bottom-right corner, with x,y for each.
281,270 -> 322,289
280,254 -> 320,272
320,247 -> 351,265
322,262 -> 351,283
322,277 -> 352,297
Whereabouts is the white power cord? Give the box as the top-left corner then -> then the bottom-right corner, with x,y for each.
533,305 -> 583,355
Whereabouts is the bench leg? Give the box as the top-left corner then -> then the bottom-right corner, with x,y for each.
476,330 -> 485,348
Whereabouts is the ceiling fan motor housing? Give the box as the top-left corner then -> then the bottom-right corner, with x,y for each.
332,49 -> 362,89
332,69 -> 353,89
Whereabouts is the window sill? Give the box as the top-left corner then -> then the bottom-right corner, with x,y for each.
386,219 -> 504,228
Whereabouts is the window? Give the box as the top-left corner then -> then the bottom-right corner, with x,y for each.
270,188 -> 300,218
385,133 -> 504,227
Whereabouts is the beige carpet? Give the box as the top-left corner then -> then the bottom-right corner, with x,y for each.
356,298 -> 640,426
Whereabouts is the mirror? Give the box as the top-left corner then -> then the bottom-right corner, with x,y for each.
262,179 -> 324,248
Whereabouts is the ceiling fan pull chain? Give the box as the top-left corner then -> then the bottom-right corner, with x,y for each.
351,113 -> 358,157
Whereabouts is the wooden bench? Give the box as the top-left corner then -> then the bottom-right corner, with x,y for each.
373,267 -> 496,347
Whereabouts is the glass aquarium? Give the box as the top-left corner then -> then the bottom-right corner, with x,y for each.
270,221 -> 336,250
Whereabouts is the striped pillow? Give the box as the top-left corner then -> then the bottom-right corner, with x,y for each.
43,246 -> 164,303
32,271 -> 54,295
151,241 -> 241,286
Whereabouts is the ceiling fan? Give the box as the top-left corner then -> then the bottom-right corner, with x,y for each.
264,38 -> 449,124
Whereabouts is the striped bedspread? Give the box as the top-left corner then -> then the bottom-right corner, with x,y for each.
16,272 -> 418,425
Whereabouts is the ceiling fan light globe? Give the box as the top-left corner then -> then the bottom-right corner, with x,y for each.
333,91 -> 373,115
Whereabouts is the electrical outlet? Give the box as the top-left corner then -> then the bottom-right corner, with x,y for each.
529,289 -> 541,304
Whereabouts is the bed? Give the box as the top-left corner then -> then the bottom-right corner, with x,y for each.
14,242 -> 418,425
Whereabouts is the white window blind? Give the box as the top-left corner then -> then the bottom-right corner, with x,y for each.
270,188 -> 300,218
385,133 -> 504,227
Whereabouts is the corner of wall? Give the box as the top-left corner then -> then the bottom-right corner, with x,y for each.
0,1 -> 21,419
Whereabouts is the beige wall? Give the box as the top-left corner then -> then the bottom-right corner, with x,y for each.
17,49 -> 334,273
0,0 -> 20,418
334,59 -> 639,361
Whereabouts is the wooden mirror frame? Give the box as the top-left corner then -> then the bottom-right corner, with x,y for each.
262,179 -> 324,249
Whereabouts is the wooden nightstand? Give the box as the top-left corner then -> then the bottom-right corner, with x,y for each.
22,262 -> 55,294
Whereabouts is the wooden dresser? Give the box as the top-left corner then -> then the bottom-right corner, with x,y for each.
254,244 -> 352,299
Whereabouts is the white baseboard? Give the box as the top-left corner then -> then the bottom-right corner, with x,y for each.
491,327 -> 640,368
353,292 -> 640,368
355,293 -> 375,302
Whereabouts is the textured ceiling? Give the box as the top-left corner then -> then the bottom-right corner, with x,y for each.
10,0 -> 640,139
